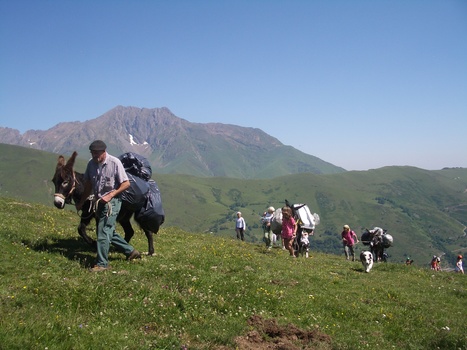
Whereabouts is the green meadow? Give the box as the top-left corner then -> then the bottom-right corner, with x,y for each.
1,197 -> 465,349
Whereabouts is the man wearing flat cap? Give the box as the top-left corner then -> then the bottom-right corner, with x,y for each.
76,140 -> 141,272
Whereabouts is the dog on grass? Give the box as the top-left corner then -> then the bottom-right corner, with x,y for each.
294,230 -> 311,258
360,251 -> 374,273
299,231 -> 310,258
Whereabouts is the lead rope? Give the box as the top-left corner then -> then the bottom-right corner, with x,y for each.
76,194 -> 95,219
94,198 -> 112,218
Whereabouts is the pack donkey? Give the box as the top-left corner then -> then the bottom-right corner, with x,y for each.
361,227 -> 393,262
52,151 -> 163,255
270,199 -> 319,257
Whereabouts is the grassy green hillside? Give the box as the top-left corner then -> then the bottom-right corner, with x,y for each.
1,143 -> 466,269
0,197 -> 466,349
152,168 -> 467,267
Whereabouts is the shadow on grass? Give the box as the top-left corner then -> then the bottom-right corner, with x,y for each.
26,236 -> 97,268
351,267 -> 367,273
27,236 -> 142,268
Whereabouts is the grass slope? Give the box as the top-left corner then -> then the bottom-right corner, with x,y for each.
158,169 -> 467,267
1,143 -> 466,268
0,197 -> 466,350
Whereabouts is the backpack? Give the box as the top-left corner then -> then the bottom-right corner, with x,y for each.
120,173 -> 150,211
134,179 -> 165,231
292,203 -> 319,230
270,208 -> 283,235
119,152 -> 152,181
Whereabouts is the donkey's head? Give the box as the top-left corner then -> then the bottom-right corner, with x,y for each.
52,151 -> 78,209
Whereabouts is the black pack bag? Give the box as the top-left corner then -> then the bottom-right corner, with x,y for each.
119,152 -> 152,181
121,173 -> 150,211
134,179 -> 165,231
360,231 -> 372,245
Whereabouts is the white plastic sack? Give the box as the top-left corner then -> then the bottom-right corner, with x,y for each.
293,204 -> 316,230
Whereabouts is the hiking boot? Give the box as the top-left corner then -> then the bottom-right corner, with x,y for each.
127,249 -> 141,261
89,265 -> 110,272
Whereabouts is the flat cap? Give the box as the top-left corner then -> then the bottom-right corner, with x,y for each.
89,140 -> 107,151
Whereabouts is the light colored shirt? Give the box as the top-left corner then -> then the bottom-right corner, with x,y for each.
84,153 -> 129,198
236,217 -> 246,229
456,260 -> 464,273
262,212 -> 274,224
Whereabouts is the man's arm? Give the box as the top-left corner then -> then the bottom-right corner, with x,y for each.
100,179 -> 130,204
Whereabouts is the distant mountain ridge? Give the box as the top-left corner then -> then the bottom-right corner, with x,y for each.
0,106 -> 345,179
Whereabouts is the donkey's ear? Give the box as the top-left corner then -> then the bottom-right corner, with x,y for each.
65,151 -> 78,169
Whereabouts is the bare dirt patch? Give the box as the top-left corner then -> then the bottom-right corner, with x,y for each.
216,315 -> 332,350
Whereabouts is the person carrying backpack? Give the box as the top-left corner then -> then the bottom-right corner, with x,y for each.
261,206 -> 275,250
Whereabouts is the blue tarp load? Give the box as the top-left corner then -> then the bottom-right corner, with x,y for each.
135,179 -> 165,231
119,152 -> 152,181
118,152 -> 165,231
120,173 -> 149,211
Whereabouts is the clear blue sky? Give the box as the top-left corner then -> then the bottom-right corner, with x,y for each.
1,0 -> 466,171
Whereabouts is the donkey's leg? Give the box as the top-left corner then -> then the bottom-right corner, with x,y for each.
375,246 -> 382,262
78,202 -> 96,246
144,230 -> 155,256
78,200 -> 97,248
370,247 -> 376,262
78,220 -> 95,246
143,217 -> 163,256
117,208 -> 135,243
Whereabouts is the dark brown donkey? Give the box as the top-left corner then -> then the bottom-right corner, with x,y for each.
52,151 -> 164,255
